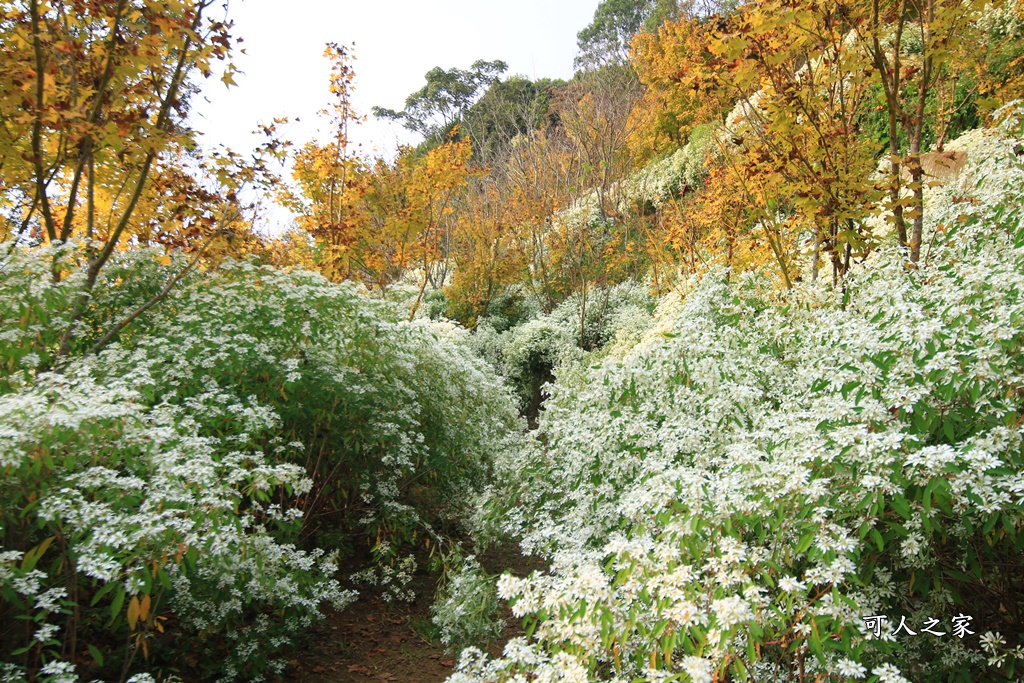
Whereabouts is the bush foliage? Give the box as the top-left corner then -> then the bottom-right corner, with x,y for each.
453,111 -> 1024,683
0,256 -> 519,681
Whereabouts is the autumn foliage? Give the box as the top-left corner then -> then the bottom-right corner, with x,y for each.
285,1 -> 1024,315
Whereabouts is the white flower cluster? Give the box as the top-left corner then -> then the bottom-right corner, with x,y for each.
468,282 -> 656,411
0,253 -> 521,680
351,554 -> 418,603
457,117 -> 1024,681
977,1 -> 1024,40
622,127 -> 713,207
431,552 -> 505,649
546,125 -> 712,249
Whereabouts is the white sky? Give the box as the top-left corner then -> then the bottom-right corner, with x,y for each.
192,0 -> 599,232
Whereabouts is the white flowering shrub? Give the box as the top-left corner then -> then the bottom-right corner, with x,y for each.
0,243 -> 202,391
458,117 -> 1024,682
0,255 -> 520,681
485,283 -> 656,415
499,316 -> 582,415
477,289 -> 543,335
431,549 -> 505,651
466,321 -> 512,376
624,126 -> 713,209
547,283 -> 655,353
0,360 -> 353,682
600,300 -> 658,360
351,551 -> 418,603
977,1 -> 1024,40
548,125 -> 712,265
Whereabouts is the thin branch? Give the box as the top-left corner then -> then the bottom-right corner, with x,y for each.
58,0 -> 130,243
88,227 -> 226,356
57,10 -> 201,359
29,0 -> 58,243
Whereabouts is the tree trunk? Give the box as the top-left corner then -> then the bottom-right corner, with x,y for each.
811,227 -> 822,283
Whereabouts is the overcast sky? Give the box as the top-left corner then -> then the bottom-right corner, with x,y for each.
191,0 -> 599,231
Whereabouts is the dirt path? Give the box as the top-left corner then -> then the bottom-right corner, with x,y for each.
277,544 -> 543,683
279,572 -> 455,683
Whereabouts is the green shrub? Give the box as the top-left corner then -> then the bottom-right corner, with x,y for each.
0,256 -> 520,681
431,548 -> 505,652
454,108 -> 1024,683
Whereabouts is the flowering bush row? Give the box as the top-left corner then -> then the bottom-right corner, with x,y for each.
467,282 -> 656,414
0,255 -> 520,681
622,126 -> 713,211
555,126 -> 712,236
453,113 -> 1024,681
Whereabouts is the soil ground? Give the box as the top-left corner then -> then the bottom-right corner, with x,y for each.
275,543 -> 543,683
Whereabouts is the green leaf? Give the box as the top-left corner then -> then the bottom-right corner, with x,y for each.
157,567 -> 173,591
796,532 -> 815,554
840,381 -> 860,399
923,480 -> 937,515
892,494 -> 910,520
109,587 -> 125,625
809,619 -> 826,663
21,536 -> 55,572
869,528 -> 885,552
90,581 -> 118,607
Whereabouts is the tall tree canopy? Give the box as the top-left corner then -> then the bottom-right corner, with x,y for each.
574,0 -> 681,70
372,59 -> 508,146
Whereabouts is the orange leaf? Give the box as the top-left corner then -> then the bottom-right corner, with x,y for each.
139,594 -> 151,622
127,596 -> 139,631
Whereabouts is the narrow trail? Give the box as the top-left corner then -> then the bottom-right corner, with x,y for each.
277,544 -> 543,683
282,578 -> 455,683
